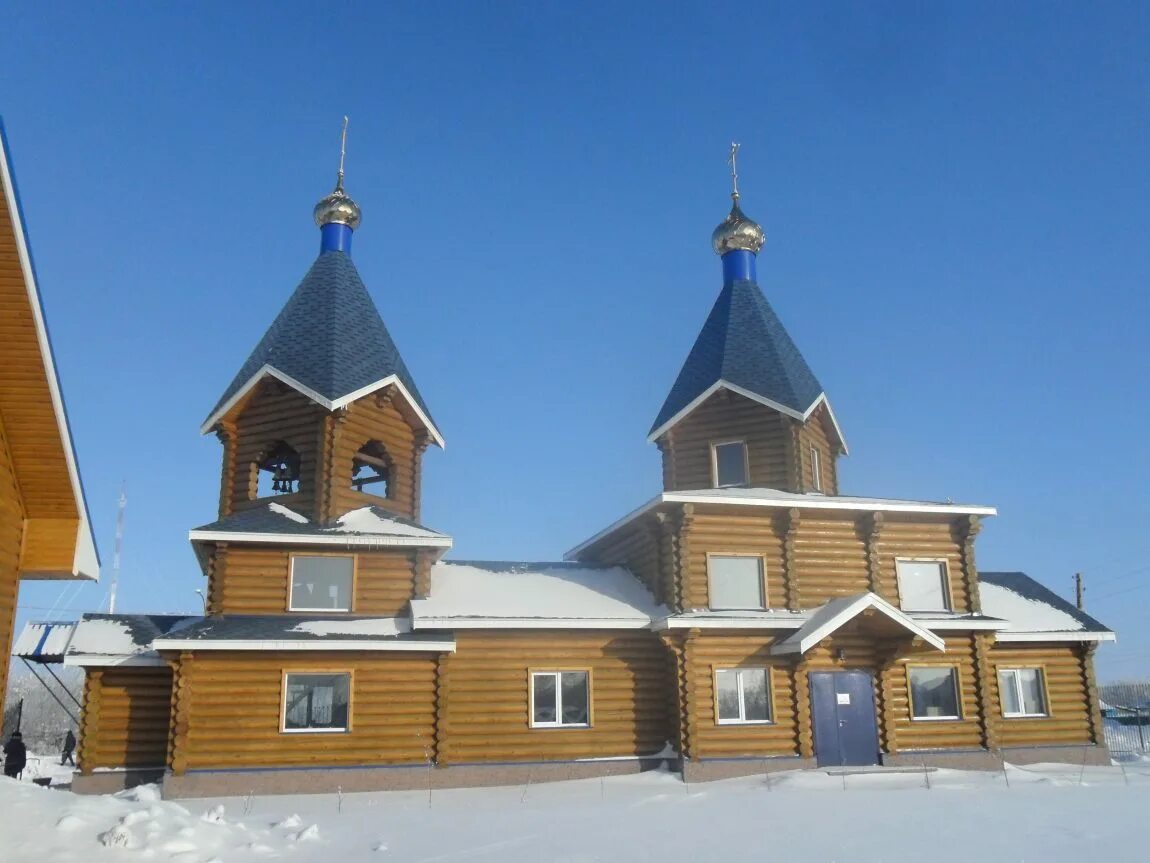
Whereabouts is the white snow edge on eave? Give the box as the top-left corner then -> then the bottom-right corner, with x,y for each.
150,638 -> 457,652
200,367 -> 445,449
410,616 -> 653,630
63,654 -> 166,668
995,631 -> 1116,643
188,530 -> 453,549
648,382 -> 848,455
565,493 -> 996,560
0,136 -> 99,582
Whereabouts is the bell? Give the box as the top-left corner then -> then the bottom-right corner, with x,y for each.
272,462 -> 292,494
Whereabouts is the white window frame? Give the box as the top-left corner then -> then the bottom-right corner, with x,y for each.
710,439 -> 750,488
280,671 -> 352,734
714,667 -> 774,725
707,553 -> 767,611
288,554 -> 355,613
998,667 -> 1049,718
529,669 -> 592,729
895,557 -> 953,612
907,665 -> 963,721
810,445 -> 822,492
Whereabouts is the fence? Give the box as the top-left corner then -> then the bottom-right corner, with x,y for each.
1100,682 -> 1150,756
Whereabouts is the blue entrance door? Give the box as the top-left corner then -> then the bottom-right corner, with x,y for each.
809,671 -> 880,767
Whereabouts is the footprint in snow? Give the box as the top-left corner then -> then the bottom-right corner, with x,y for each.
373,841 -> 388,853
201,804 -> 226,824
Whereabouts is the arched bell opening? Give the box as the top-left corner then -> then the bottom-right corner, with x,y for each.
352,440 -> 391,499
251,440 -> 301,498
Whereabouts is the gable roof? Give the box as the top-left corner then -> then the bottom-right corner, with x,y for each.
979,571 -> 1114,642
201,250 -> 442,446
62,613 -> 197,666
409,560 -> 669,629
771,592 -> 946,655
649,278 -> 839,445
0,118 -> 99,581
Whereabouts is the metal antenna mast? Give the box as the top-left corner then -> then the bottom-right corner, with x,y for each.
108,482 -> 126,614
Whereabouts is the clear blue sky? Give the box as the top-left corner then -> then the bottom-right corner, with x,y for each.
5,2 -> 1149,682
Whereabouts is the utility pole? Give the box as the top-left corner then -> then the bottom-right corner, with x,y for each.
1074,572 -> 1084,610
108,483 -> 126,614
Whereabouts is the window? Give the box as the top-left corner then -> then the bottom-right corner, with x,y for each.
708,555 -> 766,610
908,666 -> 961,720
999,668 -> 1048,718
715,668 -> 772,724
254,441 -> 300,498
530,671 -> 590,728
896,560 -> 951,611
712,441 -> 749,488
289,555 -> 354,611
282,673 -> 350,732
352,441 -> 391,498
810,445 -> 822,492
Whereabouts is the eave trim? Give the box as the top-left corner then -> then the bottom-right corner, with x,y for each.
188,530 -> 453,549
770,593 -> 947,656
151,638 -> 456,652
994,631 -> 1116,643
410,616 -> 653,630
0,121 -> 99,580
200,366 -> 445,449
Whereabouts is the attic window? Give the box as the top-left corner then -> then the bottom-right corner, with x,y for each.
254,441 -> 300,497
352,441 -> 391,498
712,440 -> 749,488
810,445 -> 822,492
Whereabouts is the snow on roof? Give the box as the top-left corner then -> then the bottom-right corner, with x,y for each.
772,593 -> 945,656
323,507 -> 443,539
288,618 -> 410,637
63,614 -> 198,666
409,561 -> 669,628
567,488 -> 996,559
269,502 -> 308,523
979,572 -> 1114,642
12,621 -> 77,662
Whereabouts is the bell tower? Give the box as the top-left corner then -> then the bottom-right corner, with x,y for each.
650,145 -> 846,495
201,129 -> 443,526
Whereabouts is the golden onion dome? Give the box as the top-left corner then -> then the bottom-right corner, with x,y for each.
313,186 -> 362,230
711,198 -> 765,255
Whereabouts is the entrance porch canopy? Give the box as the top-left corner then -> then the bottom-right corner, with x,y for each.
770,592 -> 946,656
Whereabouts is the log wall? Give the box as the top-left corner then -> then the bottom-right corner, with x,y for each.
209,545 -> 417,616
171,651 -> 438,771
682,511 -> 786,610
887,635 -> 984,751
328,391 -> 421,521
438,631 -> 669,764
875,518 -> 972,613
797,403 -> 839,495
78,667 -> 172,772
988,643 -> 1093,747
577,514 -> 666,605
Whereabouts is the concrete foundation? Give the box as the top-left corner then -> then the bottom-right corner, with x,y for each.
883,749 -> 1003,771
160,757 -> 671,799
72,768 -> 165,794
1000,744 -> 1111,766
681,756 -> 815,782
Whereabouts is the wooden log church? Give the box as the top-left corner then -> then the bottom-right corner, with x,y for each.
58,145 -> 1114,797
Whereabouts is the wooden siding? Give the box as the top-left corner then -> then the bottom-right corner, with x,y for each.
682,510 -> 786,610
875,517 -> 971,613
327,389 -> 420,521
438,631 -> 669,764
797,404 -> 839,495
78,668 -> 172,771
0,418 -> 22,715
171,651 -> 438,771
988,643 -> 1093,747
659,391 -> 791,491
683,633 -> 799,758
0,190 -> 80,522
888,635 -> 984,752
577,513 -> 666,605
793,513 -> 870,606
226,381 -> 325,519
209,545 -> 417,616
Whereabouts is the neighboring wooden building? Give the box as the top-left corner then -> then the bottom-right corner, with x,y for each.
58,167 -> 1112,797
0,121 -> 99,720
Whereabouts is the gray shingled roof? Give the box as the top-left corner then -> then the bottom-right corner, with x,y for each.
66,613 -> 200,658
651,278 -> 825,436
205,250 -> 436,433
190,502 -> 446,540
979,571 -> 1113,635
148,615 -> 450,647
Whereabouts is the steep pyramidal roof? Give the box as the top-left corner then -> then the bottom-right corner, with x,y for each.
202,249 -> 441,444
649,278 -> 828,439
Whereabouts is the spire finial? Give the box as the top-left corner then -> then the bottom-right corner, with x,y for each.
336,115 -> 349,193
728,141 -> 740,201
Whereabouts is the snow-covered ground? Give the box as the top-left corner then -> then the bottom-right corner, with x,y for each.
4,761 -> 1149,862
